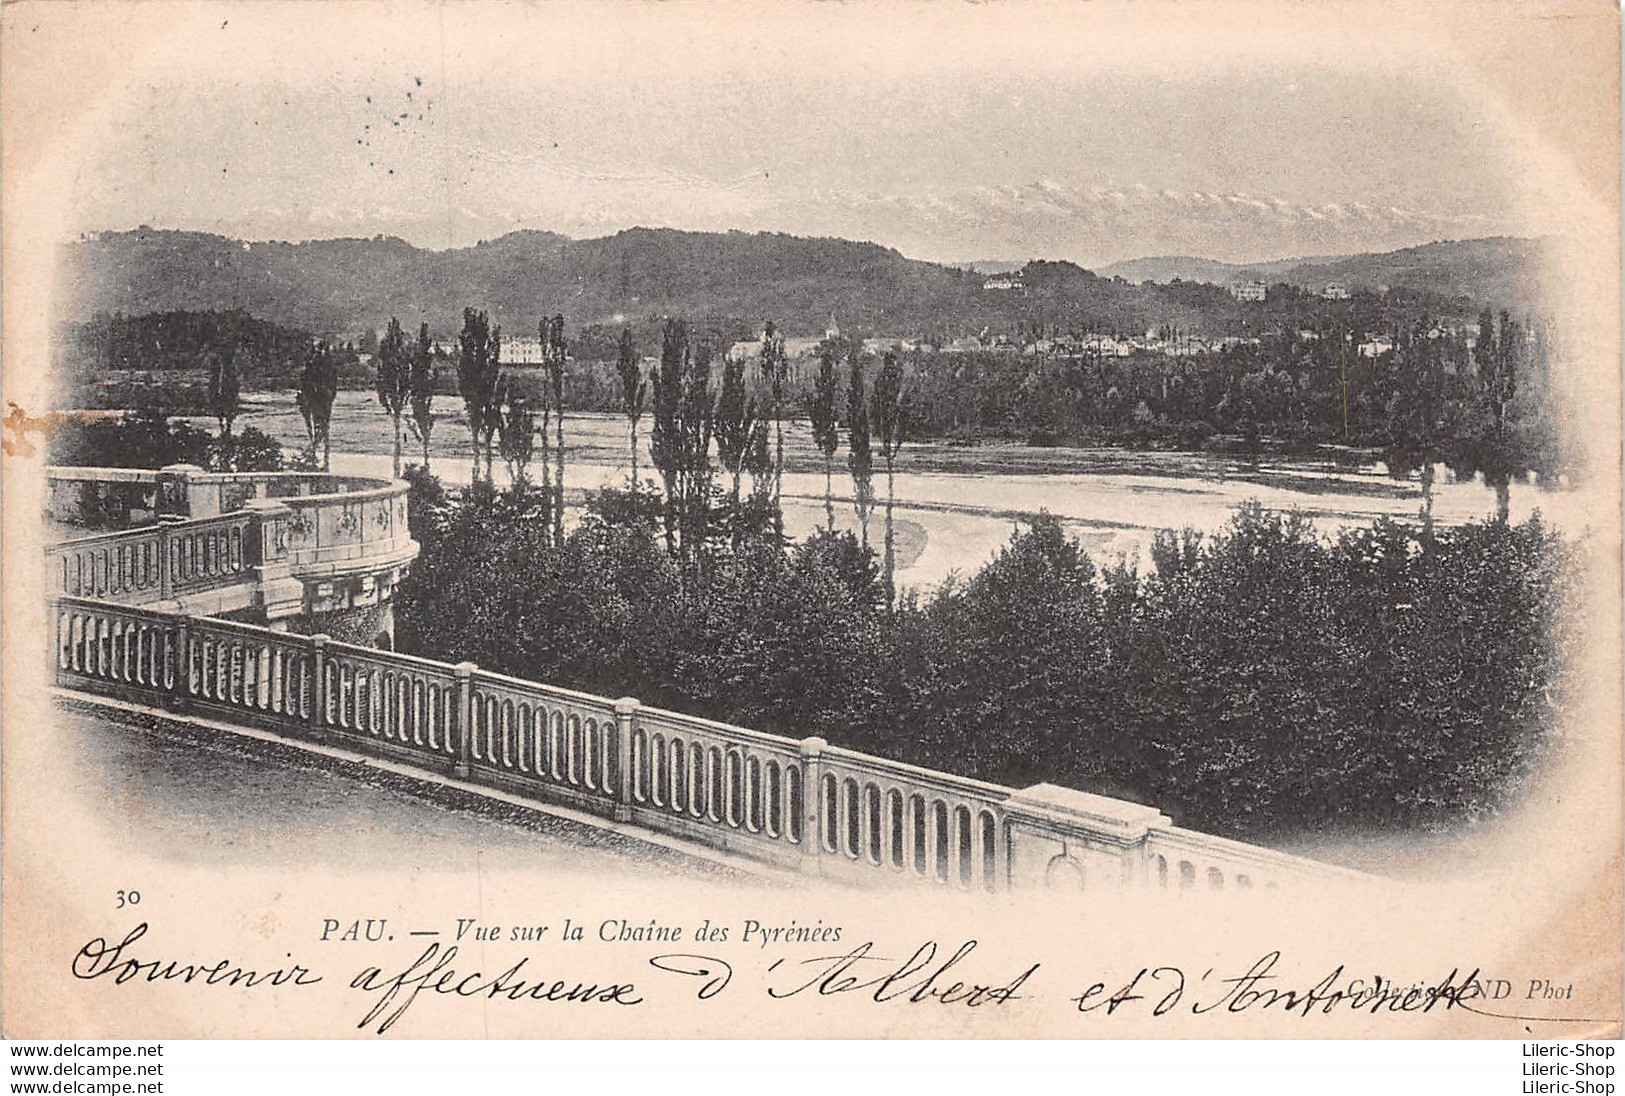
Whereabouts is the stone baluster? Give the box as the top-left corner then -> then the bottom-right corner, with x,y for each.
308,634 -> 330,741
970,809 -> 987,890
453,662 -> 476,778
798,737 -> 825,874
614,697 -> 639,822
173,617 -> 191,707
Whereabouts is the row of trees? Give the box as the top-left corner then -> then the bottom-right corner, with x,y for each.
890,309 -> 1563,521
332,302 -> 1558,572
396,480 -> 1575,843
1380,311 -> 1563,525
382,310 -> 921,603
605,321 -> 914,600
156,296 -> 1564,547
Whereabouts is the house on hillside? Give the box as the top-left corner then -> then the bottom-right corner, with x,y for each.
1357,335 -> 1395,358
863,337 -> 919,356
503,335 -> 549,364
726,334 -> 826,364
1231,281 -> 1267,302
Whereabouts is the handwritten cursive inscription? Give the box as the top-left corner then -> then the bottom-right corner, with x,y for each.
1072,952 -> 1604,1025
71,927 -> 1606,1035
349,942 -> 643,1034
766,940 -> 1038,1006
71,923 -> 323,990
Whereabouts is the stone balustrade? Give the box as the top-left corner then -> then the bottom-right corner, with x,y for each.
43,464 -> 1363,891
49,593 -> 1364,892
47,512 -> 259,605
45,466 -> 417,629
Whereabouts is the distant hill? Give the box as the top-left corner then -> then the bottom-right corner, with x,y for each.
1098,253 -> 1345,287
56,227 -> 1248,343
56,227 -> 1532,354
949,259 -> 1028,275
1272,237 -> 1549,308
1101,238 -> 1544,308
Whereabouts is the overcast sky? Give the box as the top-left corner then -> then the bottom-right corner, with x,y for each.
59,3 -> 1532,268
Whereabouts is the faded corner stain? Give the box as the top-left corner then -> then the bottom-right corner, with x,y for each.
2,402 -> 91,458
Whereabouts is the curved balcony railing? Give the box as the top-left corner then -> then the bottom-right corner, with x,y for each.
49,512 -> 258,604
45,465 -> 418,604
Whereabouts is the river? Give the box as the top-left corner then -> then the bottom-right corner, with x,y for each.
215,390 -> 1586,591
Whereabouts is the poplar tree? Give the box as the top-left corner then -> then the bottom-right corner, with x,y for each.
714,352 -> 759,540
456,308 -> 502,483
495,375 -> 537,491
761,321 -> 789,537
649,319 -> 689,558
846,354 -> 874,550
810,339 -> 841,530
1477,309 -> 1521,523
680,340 -> 718,562
296,340 -> 339,471
207,344 -> 242,439
1382,320 -> 1448,530
543,314 -> 568,544
616,327 -> 646,488
375,317 -> 410,478
871,351 -> 907,603
407,322 -> 437,472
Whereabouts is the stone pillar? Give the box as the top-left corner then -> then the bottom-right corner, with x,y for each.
308,634 -> 330,742
453,662 -> 476,778
613,697 -> 639,823
799,736 -> 826,874
241,499 -> 303,624
1000,783 -> 1170,891
156,464 -> 206,522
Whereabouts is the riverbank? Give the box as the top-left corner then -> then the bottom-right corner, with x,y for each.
152,390 -> 1586,590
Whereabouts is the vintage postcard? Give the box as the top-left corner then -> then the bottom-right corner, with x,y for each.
2,0 -> 1620,1044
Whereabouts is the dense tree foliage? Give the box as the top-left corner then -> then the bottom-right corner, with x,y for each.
810,339 -> 841,529
49,409 -> 284,474
396,473 -> 1575,846
54,309 -> 369,413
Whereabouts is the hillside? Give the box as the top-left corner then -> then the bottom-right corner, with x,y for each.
1273,237 -> 1549,307
1097,253 -> 1346,287
57,227 -> 993,342
1101,238 -> 1544,308
55,227 -> 1526,351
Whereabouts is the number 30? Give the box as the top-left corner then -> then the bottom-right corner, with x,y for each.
115,889 -> 141,909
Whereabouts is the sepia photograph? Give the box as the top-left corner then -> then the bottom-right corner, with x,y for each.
2,0 -> 1620,1063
